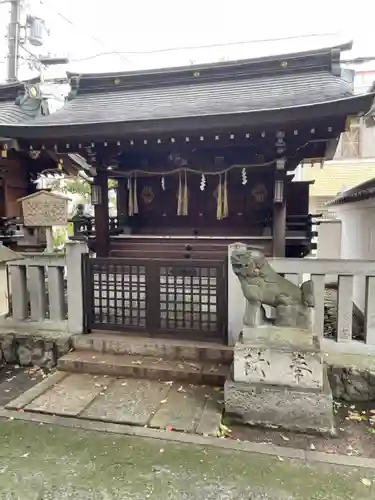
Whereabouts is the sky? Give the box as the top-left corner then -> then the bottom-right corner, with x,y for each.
0,0 -> 375,82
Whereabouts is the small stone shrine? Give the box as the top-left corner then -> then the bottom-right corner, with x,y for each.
225,243 -> 335,435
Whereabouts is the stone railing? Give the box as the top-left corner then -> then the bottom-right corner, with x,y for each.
228,255 -> 375,352
2,241 -> 87,334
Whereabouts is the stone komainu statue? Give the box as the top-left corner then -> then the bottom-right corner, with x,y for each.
231,245 -> 315,330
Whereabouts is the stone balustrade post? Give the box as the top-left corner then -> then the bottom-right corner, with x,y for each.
9,265 -> 28,320
66,241 -> 88,334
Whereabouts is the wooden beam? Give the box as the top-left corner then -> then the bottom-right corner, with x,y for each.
93,169 -> 109,257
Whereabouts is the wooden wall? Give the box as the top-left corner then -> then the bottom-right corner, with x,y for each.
127,168 -> 275,236
0,158 -> 29,218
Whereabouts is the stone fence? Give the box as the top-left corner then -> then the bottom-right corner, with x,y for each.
2,241 -> 87,334
228,254 -> 375,353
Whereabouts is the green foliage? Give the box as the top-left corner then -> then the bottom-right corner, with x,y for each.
53,227 -> 68,252
51,177 -> 117,205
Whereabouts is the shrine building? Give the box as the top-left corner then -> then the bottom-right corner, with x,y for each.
0,41 -> 373,343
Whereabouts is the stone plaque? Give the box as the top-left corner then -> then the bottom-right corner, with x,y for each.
19,191 -> 69,227
233,342 -> 323,390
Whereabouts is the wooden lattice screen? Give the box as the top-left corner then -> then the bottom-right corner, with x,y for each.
83,256 -> 227,340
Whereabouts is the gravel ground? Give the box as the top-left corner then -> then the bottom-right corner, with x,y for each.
0,419 -> 374,499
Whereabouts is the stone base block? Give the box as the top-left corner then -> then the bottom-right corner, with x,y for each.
234,327 -> 323,390
224,372 -> 335,435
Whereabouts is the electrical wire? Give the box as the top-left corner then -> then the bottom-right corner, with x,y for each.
67,33 -> 341,62
36,5 -> 340,64
39,3 -> 132,65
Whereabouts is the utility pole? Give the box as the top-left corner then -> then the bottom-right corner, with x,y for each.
7,0 -> 21,81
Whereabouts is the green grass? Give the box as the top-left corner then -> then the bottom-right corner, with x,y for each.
0,419 -> 373,499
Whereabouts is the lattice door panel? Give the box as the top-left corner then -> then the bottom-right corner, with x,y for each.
159,265 -> 219,334
83,256 -> 226,339
90,261 -> 147,329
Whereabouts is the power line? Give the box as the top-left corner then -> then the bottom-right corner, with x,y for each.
40,3 -> 133,65
64,32 -> 340,62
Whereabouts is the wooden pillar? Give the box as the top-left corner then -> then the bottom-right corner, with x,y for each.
272,168 -> 286,257
93,169 -> 109,257
116,178 -> 130,233
273,202 -> 286,257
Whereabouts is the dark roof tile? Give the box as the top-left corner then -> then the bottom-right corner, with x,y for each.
25,71 -> 354,127
328,176 -> 375,205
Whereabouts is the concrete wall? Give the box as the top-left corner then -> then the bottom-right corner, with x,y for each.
333,199 -> 375,312
316,219 -> 342,283
317,220 -> 342,259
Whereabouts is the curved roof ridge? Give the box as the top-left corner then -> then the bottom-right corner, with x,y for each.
66,42 -> 353,96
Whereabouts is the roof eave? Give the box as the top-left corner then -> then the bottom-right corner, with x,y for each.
328,192 -> 375,206
0,92 -> 372,143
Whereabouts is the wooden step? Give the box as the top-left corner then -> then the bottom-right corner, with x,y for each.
72,333 -> 233,365
58,351 -> 230,386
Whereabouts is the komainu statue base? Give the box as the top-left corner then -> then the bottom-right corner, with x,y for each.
225,327 -> 335,435
225,244 -> 335,435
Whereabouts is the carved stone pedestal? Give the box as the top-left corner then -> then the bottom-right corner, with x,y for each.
225,327 -> 335,435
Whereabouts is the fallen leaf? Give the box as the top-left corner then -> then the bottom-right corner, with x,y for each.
280,434 -> 290,441
309,443 -> 316,450
361,478 -> 372,486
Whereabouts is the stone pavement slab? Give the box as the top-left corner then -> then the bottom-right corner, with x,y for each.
25,373 -> 111,416
81,378 -> 171,425
149,383 -> 213,433
196,389 -> 223,436
6,372 -> 223,437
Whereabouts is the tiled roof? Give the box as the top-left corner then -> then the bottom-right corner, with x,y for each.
26,70 -> 354,127
0,43 -> 374,141
302,161 -> 375,197
328,175 -> 375,205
